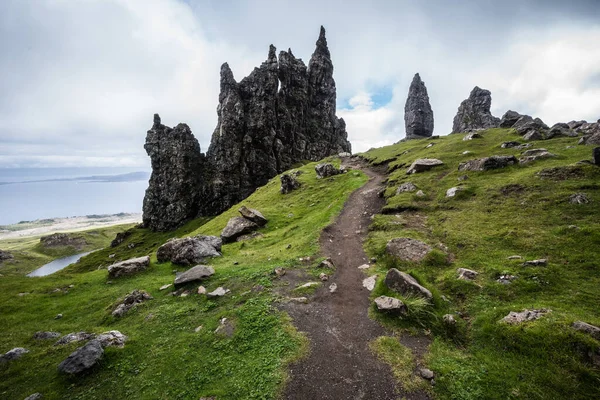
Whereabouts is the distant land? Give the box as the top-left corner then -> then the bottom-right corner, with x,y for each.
0,171 -> 149,185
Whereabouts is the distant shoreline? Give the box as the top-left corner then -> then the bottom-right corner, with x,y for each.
0,213 -> 142,240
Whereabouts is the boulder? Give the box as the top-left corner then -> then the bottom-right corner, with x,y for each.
57,340 -> 104,375
458,155 -> 518,172
54,332 -> 95,346
112,290 -> 153,317
396,182 -> 417,194
238,206 -> 267,226
457,268 -> 478,280
446,187 -> 465,197
501,309 -> 550,324
95,331 -> 128,348
374,296 -> 407,314
157,236 -> 222,265
315,163 -> 344,179
572,321 -> 600,340
501,141 -> 522,149
581,132 -> 600,146
107,256 -> 150,278
578,122 -> 600,135
24,394 -> 43,400
33,331 -> 61,340
569,193 -> 590,204
522,259 -> 548,267
451,86 -> 500,133
443,314 -> 456,325
406,158 -> 444,174
280,173 -> 301,194
404,73 -> 434,139
594,147 -> 600,166
567,120 -> 587,130
499,110 -> 523,128
221,217 -> 259,243
518,149 -> 556,164
174,265 -> 215,286
384,268 -> 433,300
513,116 -> 548,139
0,347 -> 29,363
386,238 -> 432,262
546,123 -> 576,139
463,132 -> 482,141
523,129 -> 544,141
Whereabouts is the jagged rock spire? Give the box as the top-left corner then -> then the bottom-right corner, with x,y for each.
404,73 -> 434,139
452,86 -> 500,133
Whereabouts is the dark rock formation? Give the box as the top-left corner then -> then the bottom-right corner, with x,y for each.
594,147 -> 600,166
107,256 -> 150,278
458,155 -> 518,172
57,340 -> 103,375
546,123 -> 576,139
110,230 -> 132,247
280,173 -> 301,194
452,87 -> 500,133
142,115 -> 206,231
315,163 -> 344,178
499,110 -> 523,128
221,217 -> 259,243
143,27 -> 351,231
156,236 -> 221,266
384,268 -> 433,300
404,73 -> 434,139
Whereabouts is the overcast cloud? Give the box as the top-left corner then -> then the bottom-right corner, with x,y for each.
1,0 -> 599,168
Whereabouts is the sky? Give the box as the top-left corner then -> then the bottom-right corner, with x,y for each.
1,0 -> 599,168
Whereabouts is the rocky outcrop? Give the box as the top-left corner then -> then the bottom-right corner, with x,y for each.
499,110 -> 523,128
452,87 -> 500,133
404,73 -> 434,139
315,163 -> 344,178
142,27 -> 351,231
156,236 -> 221,266
406,158 -> 444,174
458,155 -> 518,172
594,147 -> 600,166
107,256 -> 150,278
280,173 -> 301,194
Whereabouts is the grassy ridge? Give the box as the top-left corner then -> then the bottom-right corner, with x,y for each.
361,129 -> 600,399
0,159 -> 367,399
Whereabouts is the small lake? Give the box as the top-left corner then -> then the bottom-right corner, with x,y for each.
27,251 -> 92,277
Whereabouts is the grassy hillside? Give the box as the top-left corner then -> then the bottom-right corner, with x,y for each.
360,129 -> 600,399
0,159 -> 367,400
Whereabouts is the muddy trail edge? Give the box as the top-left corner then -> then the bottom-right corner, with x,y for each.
281,159 -> 430,400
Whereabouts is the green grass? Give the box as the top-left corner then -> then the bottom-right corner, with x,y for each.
361,129 -> 600,399
0,158 -> 366,399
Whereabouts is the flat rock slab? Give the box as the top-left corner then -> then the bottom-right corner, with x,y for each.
502,309 -> 550,324
385,268 -> 433,300
572,321 -> 600,340
374,296 -> 407,314
157,235 -> 222,265
362,275 -> 378,291
238,206 -> 267,226
386,237 -> 432,262
96,331 -> 128,348
0,347 -> 29,362
174,265 -> 215,286
221,217 -> 259,243
446,186 -> 465,197
206,287 -> 230,298
58,340 -> 103,375
406,158 -> 443,174
33,331 -> 61,340
458,155 -> 517,172
107,256 -> 150,278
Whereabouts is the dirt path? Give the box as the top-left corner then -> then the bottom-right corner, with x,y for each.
282,160 -> 428,399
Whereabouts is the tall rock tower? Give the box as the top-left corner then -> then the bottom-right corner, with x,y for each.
452,86 -> 500,133
404,73 -> 434,139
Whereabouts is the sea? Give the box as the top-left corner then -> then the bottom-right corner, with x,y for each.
0,167 -> 151,225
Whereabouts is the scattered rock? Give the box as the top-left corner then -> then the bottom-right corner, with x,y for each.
315,163 -> 344,179
546,123 -> 576,139
461,151 -> 472,155
572,321 -> 600,340
318,258 -> 335,269
374,296 -> 407,314
569,193 -> 590,205
54,313 -> 63,320
396,182 -> 417,194
404,73 -> 434,139
194,326 -> 203,333
206,287 -> 230,298
33,331 -> 61,340
112,290 -> 153,317
274,267 -> 286,277
0,249 -> 13,262
39,233 -> 87,250
197,286 -> 206,295
457,175 -> 469,181
110,230 -> 132,247
502,309 -> 550,324
57,340 -> 104,375
298,282 -> 320,289
425,143 -> 434,148
420,368 -> 435,380
174,265 -> 215,286
214,318 -> 235,337
519,148 -> 556,164
159,284 -> 172,291
406,158 -> 444,174
513,115 -> 548,138
235,232 -> 264,242
446,187 -> 465,197
107,256 -> 150,279
24,393 -> 43,400
451,86 -> 500,133
507,255 -> 523,260
501,141 -> 522,149
238,206 -> 267,226
415,190 -> 426,197
362,275 -> 377,291
522,259 -> 547,267
289,297 -> 308,304
457,268 -> 478,281
280,173 -> 301,194
54,332 -> 95,346
458,155 -> 518,172
567,120 -> 587,130
386,238 -> 432,262
319,273 -> 329,281
329,283 -> 338,293
385,268 -> 433,300
221,217 -> 259,243
358,264 -> 370,270
497,274 -> 517,284
443,314 -> 456,325
463,132 -> 482,141
157,236 -> 222,265
0,347 -> 29,363
95,331 -> 127,348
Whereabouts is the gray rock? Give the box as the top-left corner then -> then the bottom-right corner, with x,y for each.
329,283 -> 338,293
238,206 -> 267,226
396,182 -> 417,194
580,132 -> 600,146
404,73 -> 434,139
406,158 -> 444,174
522,259 -> 548,267
457,268 -> 478,280
463,132 -> 483,141
451,87 -> 500,133
385,268 -> 433,299
157,236 -> 222,266
280,173 -> 301,194
518,149 -> 556,164
446,187 -> 465,197
214,318 -> 235,337
0,249 -> 13,262
594,147 -> 600,166
572,321 -> 600,340
501,141 -> 522,148
24,394 -> 43,400
443,314 -> 456,325
112,290 -> 153,317
386,238 -> 433,262
221,217 -> 259,243
374,296 -> 407,314
458,155 -> 518,172
362,275 -> 378,291
0,347 -> 29,363
95,331 -> 127,348
54,332 -> 95,346
567,120 -> 587,130
57,340 -> 104,375
39,233 -> 87,250
546,123 -> 576,139
174,265 -> 215,286
206,287 -> 230,298
107,256 -> 150,278
318,258 -> 335,269
499,110 -> 523,128
577,122 -> 600,136
502,309 -> 550,324
110,230 -> 132,247
420,368 -> 435,380
513,115 -> 548,139
569,193 -> 590,204
33,331 -> 61,340
315,163 -> 343,179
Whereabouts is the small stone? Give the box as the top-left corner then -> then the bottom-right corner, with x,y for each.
108,253 -> 116,258
374,296 -> 407,314
446,187 -> 465,197
33,331 -> 61,340
463,132 -> 482,140
569,193 -> 590,205
420,368 -> 435,380
298,282 -> 320,289
362,275 -> 377,291
174,265 -> 215,285
180,292 -> 189,297
197,286 -> 206,295
522,259 -> 547,267
443,314 -> 456,325
396,182 -> 418,194
415,190 -> 426,197
214,318 -> 234,337
233,261 -> 239,265
289,297 -> 308,304
95,331 -> 127,348
358,264 -> 370,269
55,314 -> 63,320
507,255 -> 523,260
319,273 -> 329,281
318,258 -> 335,269
274,267 -> 286,277
194,325 -> 203,332
286,244 -> 292,249
111,290 -> 153,317
0,347 -> 29,362
24,393 -> 43,400
159,284 -> 172,291
457,268 -> 478,280
425,143 -> 434,148
457,175 -> 469,181
329,283 -> 338,293
497,274 -> 517,284
370,257 -> 377,263
462,151 -> 472,155
206,287 -> 230,298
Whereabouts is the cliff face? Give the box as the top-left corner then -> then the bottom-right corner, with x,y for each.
452,86 -> 500,133
404,73 -> 434,139
143,26 -> 351,231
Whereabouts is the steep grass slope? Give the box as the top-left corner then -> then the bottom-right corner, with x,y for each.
361,128 -> 600,399
0,159 -> 366,399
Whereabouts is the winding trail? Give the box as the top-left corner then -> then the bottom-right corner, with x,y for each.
282,160 -> 426,399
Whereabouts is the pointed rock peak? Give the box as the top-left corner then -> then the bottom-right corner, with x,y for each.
313,25 -> 330,57
288,48 -> 294,56
413,73 -> 422,82
220,62 -> 236,85
267,44 -> 277,63
470,86 -> 490,97
153,113 -> 161,128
